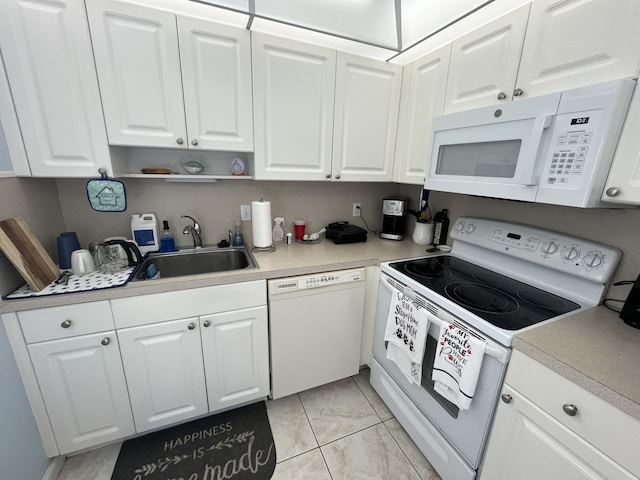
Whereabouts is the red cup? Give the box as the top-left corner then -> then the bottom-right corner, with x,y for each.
294,220 -> 306,240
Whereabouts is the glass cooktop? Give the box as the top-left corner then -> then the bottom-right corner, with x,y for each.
389,255 -> 580,330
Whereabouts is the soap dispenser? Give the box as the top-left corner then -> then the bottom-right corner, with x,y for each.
232,221 -> 245,246
273,217 -> 285,242
160,220 -> 176,252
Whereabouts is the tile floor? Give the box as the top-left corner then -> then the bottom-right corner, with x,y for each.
56,368 -> 441,480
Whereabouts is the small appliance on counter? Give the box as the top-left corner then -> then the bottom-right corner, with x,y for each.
380,197 -> 407,241
620,274 -> 640,328
326,221 -> 367,244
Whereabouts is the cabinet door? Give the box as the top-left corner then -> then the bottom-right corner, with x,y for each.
444,5 -> 530,114
28,332 -> 134,454
201,306 -> 269,412
252,32 -> 336,180
332,53 -> 402,182
118,318 -> 207,432
0,51 -> 29,176
0,0 -> 111,177
87,0 -> 187,148
480,385 -> 636,480
394,45 -> 451,185
516,0 -> 640,100
178,16 -> 253,152
602,86 -> 640,205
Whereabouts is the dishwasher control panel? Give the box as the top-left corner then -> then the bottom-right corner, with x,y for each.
269,268 -> 365,294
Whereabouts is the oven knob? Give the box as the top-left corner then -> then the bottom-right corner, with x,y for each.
583,253 -> 604,268
455,221 -> 465,232
541,241 -> 559,255
562,246 -> 581,261
465,223 -> 476,234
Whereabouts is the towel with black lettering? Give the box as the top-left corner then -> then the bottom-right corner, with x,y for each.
432,323 -> 485,410
384,288 -> 429,384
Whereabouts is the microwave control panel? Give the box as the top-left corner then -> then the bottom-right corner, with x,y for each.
540,109 -> 603,189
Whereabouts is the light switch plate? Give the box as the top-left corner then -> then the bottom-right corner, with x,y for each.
240,204 -> 251,221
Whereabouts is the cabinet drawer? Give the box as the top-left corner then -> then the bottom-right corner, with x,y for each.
506,349 -> 640,476
18,301 -> 114,344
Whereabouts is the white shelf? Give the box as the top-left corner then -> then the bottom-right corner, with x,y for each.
120,173 -> 254,182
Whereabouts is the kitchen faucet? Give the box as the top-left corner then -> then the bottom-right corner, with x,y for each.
181,215 -> 202,248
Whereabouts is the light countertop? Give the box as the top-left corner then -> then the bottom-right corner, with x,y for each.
513,306 -> 640,421
0,236 -> 429,313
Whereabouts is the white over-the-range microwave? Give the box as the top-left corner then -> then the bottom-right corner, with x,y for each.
425,79 -> 635,208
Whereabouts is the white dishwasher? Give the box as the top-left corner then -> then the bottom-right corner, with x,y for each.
268,268 -> 366,399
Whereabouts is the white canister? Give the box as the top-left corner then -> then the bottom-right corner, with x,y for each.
412,221 -> 434,245
131,213 -> 159,255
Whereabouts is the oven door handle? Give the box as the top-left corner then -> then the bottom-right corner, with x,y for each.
380,274 -> 510,364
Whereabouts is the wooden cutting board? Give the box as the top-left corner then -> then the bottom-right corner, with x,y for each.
0,217 -> 60,291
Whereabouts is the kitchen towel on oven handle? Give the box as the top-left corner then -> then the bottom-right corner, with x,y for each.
384,286 -> 430,384
431,321 -> 486,410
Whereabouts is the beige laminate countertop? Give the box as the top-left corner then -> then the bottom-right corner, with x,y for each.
0,236 -> 429,313
513,306 -> 640,421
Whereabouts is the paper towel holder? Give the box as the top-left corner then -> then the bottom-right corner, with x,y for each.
251,244 -> 276,253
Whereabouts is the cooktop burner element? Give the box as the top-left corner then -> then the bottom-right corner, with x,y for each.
390,256 -> 580,330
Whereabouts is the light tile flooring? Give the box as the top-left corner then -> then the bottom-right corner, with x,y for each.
56,368 -> 441,480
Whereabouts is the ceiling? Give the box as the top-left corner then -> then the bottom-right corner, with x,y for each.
192,0 -> 494,58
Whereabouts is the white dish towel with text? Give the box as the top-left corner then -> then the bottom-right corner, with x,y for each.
384,287 -> 430,384
432,323 -> 486,410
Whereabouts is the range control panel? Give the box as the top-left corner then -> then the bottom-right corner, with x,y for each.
269,268 -> 365,295
451,217 -> 621,283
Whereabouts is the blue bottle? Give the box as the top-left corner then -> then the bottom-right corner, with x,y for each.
160,220 -> 176,252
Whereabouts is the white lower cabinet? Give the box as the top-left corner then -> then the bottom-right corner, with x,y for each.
117,317 -> 209,433
480,350 -> 640,479
201,306 -> 269,412
28,331 -> 134,454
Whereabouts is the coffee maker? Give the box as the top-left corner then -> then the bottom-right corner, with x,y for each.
380,197 -> 407,241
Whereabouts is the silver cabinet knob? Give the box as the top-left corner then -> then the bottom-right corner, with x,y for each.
497,92 -> 507,100
176,138 -> 184,145
202,320 -> 211,327
501,393 -> 512,404
191,139 -> 198,146
335,175 -> 341,180
61,319 -> 72,328
325,174 -> 331,179
188,322 -> 196,330
513,88 -> 524,97
562,404 -> 578,416
101,337 -> 111,346
605,187 -> 621,197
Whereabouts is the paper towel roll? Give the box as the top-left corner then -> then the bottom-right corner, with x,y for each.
251,200 -> 272,248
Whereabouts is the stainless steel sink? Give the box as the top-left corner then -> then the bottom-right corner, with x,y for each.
131,246 -> 258,281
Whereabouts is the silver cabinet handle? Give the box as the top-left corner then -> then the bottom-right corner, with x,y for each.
562,404 -> 578,416
497,92 -> 507,100
605,187 -> 621,197
202,320 -> 211,327
61,319 -> 72,328
513,88 -> 524,97
188,322 -> 196,330
325,174 -> 331,179
191,139 -> 198,146
501,393 -> 512,404
101,337 -> 111,346
335,175 -> 341,180
176,138 -> 184,145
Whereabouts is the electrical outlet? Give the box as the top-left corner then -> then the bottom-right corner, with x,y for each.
240,204 -> 251,221
352,203 -> 361,217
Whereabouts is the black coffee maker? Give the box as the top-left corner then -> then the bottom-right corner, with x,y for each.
621,274 -> 640,328
380,197 -> 407,241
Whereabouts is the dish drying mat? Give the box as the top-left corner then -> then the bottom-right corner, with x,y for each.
5,267 -> 135,299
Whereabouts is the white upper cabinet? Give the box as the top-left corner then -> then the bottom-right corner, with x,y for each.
0,0 -> 112,177
602,85 -> 640,205
0,52 -> 29,177
394,45 -> 451,184
252,33 -> 336,181
444,5 -> 530,114
87,0 -> 186,148
178,16 -> 254,151
332,53 -> 402,182
87,0 -> 253,151
516,0 -> 640,99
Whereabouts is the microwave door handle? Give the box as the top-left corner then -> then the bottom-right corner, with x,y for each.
515,114 -> 553,186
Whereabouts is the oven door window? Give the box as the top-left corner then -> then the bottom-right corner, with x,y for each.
384,333 -> 460,419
